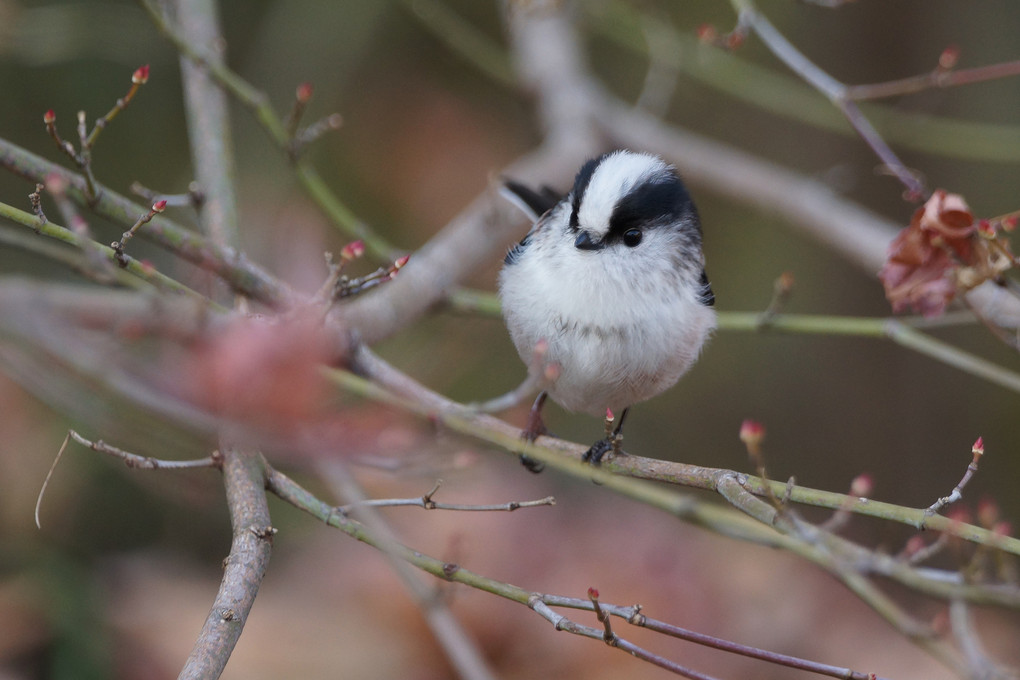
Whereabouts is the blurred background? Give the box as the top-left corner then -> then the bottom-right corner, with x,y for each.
1,1 -> 1018,678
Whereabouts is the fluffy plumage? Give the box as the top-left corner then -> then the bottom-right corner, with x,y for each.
499,150 -> 715,431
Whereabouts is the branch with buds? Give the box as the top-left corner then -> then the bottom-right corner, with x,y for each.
111,200 -> 167,266
41,65 -> 150,204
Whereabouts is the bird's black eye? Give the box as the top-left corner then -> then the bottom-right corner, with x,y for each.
623,228 -> 642,247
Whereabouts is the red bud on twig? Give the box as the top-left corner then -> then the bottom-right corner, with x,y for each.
132,64 -> 151,85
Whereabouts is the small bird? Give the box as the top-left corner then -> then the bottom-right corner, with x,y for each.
498,150 -> 716,470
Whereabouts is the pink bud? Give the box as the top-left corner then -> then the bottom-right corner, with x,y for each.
45,173 -> 67,195
296,82 -> 314,103
972,436 -> 984,456
1003,216 -> 1017,232
696,24 -> 717,43
152,200 -> 167,213
132,64 -> 150,84
739,419 -> 765,446
340,240 -> 365,261
605,408 -> 614,421
393,254 -> 410,270
938,45 -> 960,70
43,109 -> 56,125
850,473 -> 873,498
587,587 -> 599,600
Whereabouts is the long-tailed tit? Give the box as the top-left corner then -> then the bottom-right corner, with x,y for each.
499,150 -> 716,471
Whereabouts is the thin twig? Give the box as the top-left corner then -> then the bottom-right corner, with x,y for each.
731,1 -> 925,198
334,480 -> 555,513
0,198 -> 212,300
0,136 -> 296,307
111,200 -> 167,266
924,438 -> 984,518
68,430 -> 217,469
267,464 -> 891,680
318,461 -> 500,680
137,0 -> 396,260
34,430 -> 217,530
846,59 -> 1020,102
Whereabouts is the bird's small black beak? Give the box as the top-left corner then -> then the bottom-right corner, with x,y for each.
573,230 -> 603,251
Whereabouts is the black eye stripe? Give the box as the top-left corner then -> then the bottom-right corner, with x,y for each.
609,176 -> 696,237
569,154 -> 610,228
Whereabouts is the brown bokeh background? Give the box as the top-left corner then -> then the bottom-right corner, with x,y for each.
1,1 -> 1018,678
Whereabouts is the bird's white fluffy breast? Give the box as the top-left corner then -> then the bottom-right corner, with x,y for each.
499,218 -> 715,416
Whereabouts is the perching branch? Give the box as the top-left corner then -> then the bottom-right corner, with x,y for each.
266,463 -> 892,680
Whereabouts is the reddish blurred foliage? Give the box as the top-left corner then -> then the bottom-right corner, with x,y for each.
183,311 -> 332,430
879,190 -> 1014,317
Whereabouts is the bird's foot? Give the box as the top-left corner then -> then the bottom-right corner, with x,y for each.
583,408 -> 628,465
582,432 -> 624,465
519,392 -> 549,473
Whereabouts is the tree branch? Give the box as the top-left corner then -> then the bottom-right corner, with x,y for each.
0,137 -> 295,308
178,448 -> 273,680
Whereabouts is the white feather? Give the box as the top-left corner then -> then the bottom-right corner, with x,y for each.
499,151 -> 716,417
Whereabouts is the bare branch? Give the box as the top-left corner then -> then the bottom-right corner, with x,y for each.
344,344 -> 1020,563
179,448 -> 273,680
318,461 -> 500,680
925,438 -> 985,517
68,430 -> 218,470
730,1 -> 925,198
171,0 -> 238,248
334,479 -> 555,513
268,464 -> 893,680
0,137 -> 296,308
